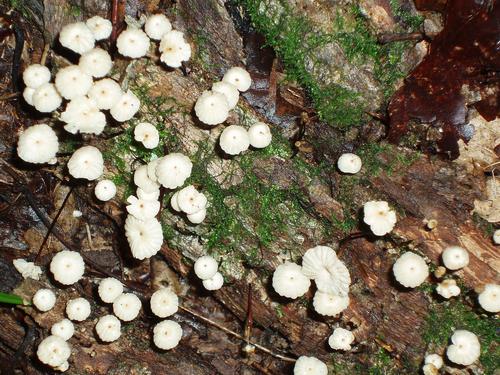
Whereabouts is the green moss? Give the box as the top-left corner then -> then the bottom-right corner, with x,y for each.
423,300 -> 500,374
368,348 -> 397,375
389,0 -> 424,31
357,142 -> 420,176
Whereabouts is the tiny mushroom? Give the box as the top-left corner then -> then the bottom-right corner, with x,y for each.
116,27 -> 150,59
436,279 -> 461,299
219,125 -> 250,155
23,64 -> 51,89
272,262 -> 311,299
212,81 -> 239,109
194,255 -> 218,280
313,291 -> 349,317
293,356 -> 328,375
194,90 -> 230,126
155,153 -> 193,189
202,272 -> 224,291
493,229 -> 500,244
95,180 -> 117,202
153,320 -> 183,350
51,319 -> 75,341
17,124 -> 59,164
95,315 -> 121,342
86,16 -> 112,40
176,185 -> 208,215
67,146 -> 104,181
393,252 -> 429,288
187,208 -> 207,224
98,277 -> 124,304
13,259 -> 42,280
110,90 -> 141,122
50,250 -> 85,285
363,200 -> 397,236
144,14 -> 172,40
66,297 -> 91,321
478,283 -> 500,313
442,246 -> 469,270
55,65 -> 93,100
424,354 -> 443,370
248,122 -> 272,149
159,30 -> 191,68
113,293 -> 142,321
88,78 -> 123,110
446,329 -> 481,366
33,289 -> 56,312
222,67 -> 252,92
126,195 -> 161,221
32,83 -> 62,112
36,335 -> 71,369
134,122 -> 159,149
124,216 -> 163,260
79,47 -> 113,78
337,153 -> 362,174
59,22 -> 95,54
328,327 -> 355,351
134,164 -> 160,193
61,96 -> 106,135
150,288 -> 179,318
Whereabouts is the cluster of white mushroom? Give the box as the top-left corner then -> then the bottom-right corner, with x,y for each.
194,255 -> 224,290
194,67 -> 272,155
171,185 -> 208,224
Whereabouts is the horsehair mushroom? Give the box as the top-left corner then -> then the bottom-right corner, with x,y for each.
194,90 -> 230,126
145,14 -> 172,40
32,289 -> 56,312
113,293 -> 142,321
436,279 -> 460,299
159,30 -> 191,68
219,125 -> 250,155
194,255 -> 218,280
155,152 -> 193,189
222,66 -> 252,92
98,277 -> 124,304
293,356 -> 328,375
211,81 -> 239,109
94,179 -> 117,202
202,272 -> 224,291
392,252 -> 429,288
66,297 -> 91,321
95,315 -> 121,342
17,124 -> 59,164
134,122 -> 160,149
272,262 -> 311,299
79,47 -> 113,78
424,354 -> 443,370
328,327 -> 355,351
134,164 -> 160,193
50,250 -> 85,285
150,288 -> 179,318
54,65 -> 93,100
86,16 -> 112,40
493,229 -> 500,244
442,246 -> 469,270
13,259 -> 43,280
88,78 -> 123,110
32,83 -> 62,112
51,319 -> 75,341
363,200 -> 397,236
59,22 -> 95,54
116,27 -> 150,59
124,215 -> 163,260
337,153 -> 362,174
153,320 -> 183,350
248,122 -> 272,149
110,90 -> 141,122
67,146 -> 104,181
126,195 -> 161,220
37,335 -> 71,369
176,185 -> 208,215
478,283 -> 500,313
312,291 -> 349,317
60,96 -> 107,135
446,329 -> 481,366
23,64 -> 51,89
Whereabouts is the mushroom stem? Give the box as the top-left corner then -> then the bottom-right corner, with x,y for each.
40,43 -> 50,66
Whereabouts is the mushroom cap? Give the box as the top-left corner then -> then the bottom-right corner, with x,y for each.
293,356 -> 328,375
59,22 -> 95,54
32,83 -> 62,112
98,277 -> 123,304
23,64 -> 51,89
134,165 -> 160,193
156,153 -> 193,189
248,122 -> 272,149
146,157 -> 162,183
424,354 -> 443,370
61,96 -> 106,135
194,90 -> 230,126
446,329 -> 481,366
170,192 -> 181,212
159,30 -> 191,67
272,262 -> 311,299
202,272 -> 224,290
79,47 -> 113,78
50,250 -> 85,285
222,67 -> 252,92
442,246 -> 469,270
493,229 -> 500,245
176,185 -> 208,214
436,279 -> 461,299
328,327 -> 355,351
36,335 -> 71,368
23,87 -> 35,105
117,28 -> 150,59
312,291 -> 349,317
187,208 -> 207,224
301,246 -> 351,296
86,16 -> 112,40
13,259 -> 42,280
393,252 -> 429,288
55,65 -> 92,100
478,283 -> 500,313
17,124 -> 59,164
363,200 -> 397,236
88,78 -> 123,110
66,297 -> 91,321
33,289 -> 56,312
126,195 -> 160,221
134,122 -> 159,149
137,187 -> 160,201
113,293 -> 142,321
194,255 -> 218,280
110,90 -> 140,122
95,314 -> 121,342
153,320 -> 183,350
219,125 -> 250,155
67,146 -> 104,180
212,81 -> 239,109
124,215 -> 163,260
422,364 -> 438,375
150,288 -> 179,318
145,14 -> 172,40
95,180 -> 117,202
51,319 -> 75,341
337,153 -> 362,174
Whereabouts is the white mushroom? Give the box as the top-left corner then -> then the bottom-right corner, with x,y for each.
134,122 -> 159,149
312,291 -> 349,317
55,65 -> 93,100
393,252 -> 429,288
176,185 -> 207,214
126,195 -> 160,221
94,180 -> 117,202
67,146 -> 104,180
202,272 -> 224,291
337,153 -> 362,174
51,319 -> 74,341
23,87 -> 35,105
293,356 -> 328,375
95,315 -> 121,342
156,153 -> 192,189
493,229 -> 500,245
86,16 -> 112,40
17,124 -> 59,164
33,289 -> 56,312
98,277 -> 123,304
194,90 -> 229,126
150,288 -> 179,318
194,255 -> 218,280
363,200 -> 397,236
66,297 -> 91,321
113,293 -> 141,321
212,81 -> 239,109
124,216 -> 163,260
436,279 -> 461,299
159,30 -> 191,68
88,78 -> 123,110
117,28 -> 150,59
153,320 -> 182,350
446,329 -> 480,366
478,283 -> 500,313
144,14 -> 172,40
13,259 -> 42,280
328,327 -> 354,351
187,208 -> 207,224
222,67 -> 252,92
219,125 -> 250,155
32,83 -> 62,112
248,122 -> 272,149
442,246 -> 469,270
134,165 -> 160,193
23,64 -> 51,89
79,47 -> 113,78
60,96 -> 106,135
424,354 -> 443,370
137,187 -> 160,201
272,262 -> 310,299
110,90 -> 140,122
59,22 -> 95,54
301,246 -> 351,297
36,335 -> 71,369
50,250 -> 85,285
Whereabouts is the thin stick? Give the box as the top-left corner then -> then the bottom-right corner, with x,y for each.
85,223 -> 94,250
40,43 -> 50,66
178,305 -> 296,362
